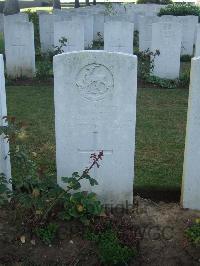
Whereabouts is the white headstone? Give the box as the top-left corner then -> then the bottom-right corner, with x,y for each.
4,13 -> 29,25
139,16 -> 158,52
73,14 -> 94,49
178,16 -> 198,56
182,56 -> 200,210
151,22 -> 182,79
0,55 -> 11,190
104,21 -> 134,54
4,22 -> 35,78
39,13 -> 54,53
195,24 -> 200,57
54,20 -> 84,53
93,13 -> 104,42
53,51 -> 137,205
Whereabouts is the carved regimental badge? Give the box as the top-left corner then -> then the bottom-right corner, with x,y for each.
76,63 -> 114,101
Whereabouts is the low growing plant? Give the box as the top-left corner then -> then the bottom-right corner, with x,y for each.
36,37 -> 68,79
0,117 -> 104,231
146,75 -> 177,89
136,49 -> 160,79
185,218 -> 200,246
87,229 -> 137,265
36,223 -> 58,245
180,54 -> 192,62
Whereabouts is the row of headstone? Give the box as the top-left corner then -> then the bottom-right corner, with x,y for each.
2,7 -> 200,80
38,3 -> 164,54
53,50 -> 199,209
1,48 -> 199,210
0,54 -> 11,190
139,15 -> 198,55
4,13 -> 35,78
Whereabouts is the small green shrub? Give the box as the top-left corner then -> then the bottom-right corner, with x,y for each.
159,3 -> 200,19
60,191 -> 102,225
136,49 -> 160,79
180,54 -> 192,62
146,75 -> 177,89
137,0 -> 172,4
36,37 -> 68,79
36,223 -> 58,245
179,69 -> 190,88
0,117 -> 104,230
185,219 -> 200,246
87,230 -> 137,265
36,59 -> 53,79
133,31 -> 139,49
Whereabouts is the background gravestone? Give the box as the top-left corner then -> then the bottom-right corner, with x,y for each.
54,20 -> 84,53
39,13 -> 54,53
4,21 -> 35,78
0,55 -> 12,190
151,22 -> 182,79
195,25 -> 200,57
53,51 -> 137,205
73,14 -> 94,49
139,16 -> 158,52
178,16 -> 198,56
182,57 -> 200,211
104,21 -> 134,54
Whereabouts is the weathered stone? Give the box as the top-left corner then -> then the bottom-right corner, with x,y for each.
195,24 -> 200,57
53,51 -> 137,205
151,22 -> 182,79
4,21 -> 35,78
104,21 -> 134,54
139,16 -> 158,52
182,56 -> 200,211
54,20 -> 84,52
0,55 -> 12,190
39,13 -> 54,53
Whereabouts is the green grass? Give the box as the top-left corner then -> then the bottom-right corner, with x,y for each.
135,87 -> 188,189
6,84 -> 188,190
0,32 -> 4,54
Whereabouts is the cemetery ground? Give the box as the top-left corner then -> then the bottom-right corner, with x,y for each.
0,80 -> 200,265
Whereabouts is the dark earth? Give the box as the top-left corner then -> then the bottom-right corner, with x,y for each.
0,196 -> 200,266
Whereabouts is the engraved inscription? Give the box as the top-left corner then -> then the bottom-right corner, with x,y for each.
76,63 -> 114,101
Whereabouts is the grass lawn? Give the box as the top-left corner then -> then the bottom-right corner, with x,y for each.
6,84 -> 189,190
0,32 -> 4,55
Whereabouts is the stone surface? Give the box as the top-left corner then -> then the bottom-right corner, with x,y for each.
3,12 -> 29,26
178,16 -> 198,56
53,51 -> 137,205
182,56 -> 200,211
139,16 -> 158,52
0,55 -> 11,190
39,13 -> 54,53
151,22 -> 182,79
104,21 -> 134,54
195,24 -> 200,57
93,13 -> 104,42
4,21 -> 35,78
73,14 -> 94,49
54,20 -> 84,52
